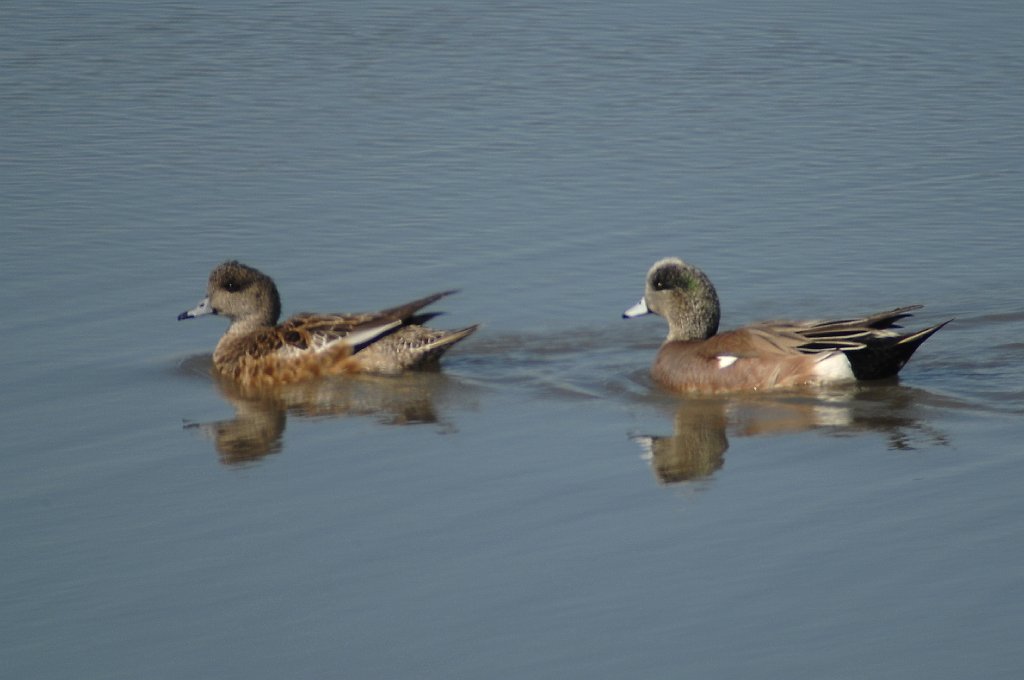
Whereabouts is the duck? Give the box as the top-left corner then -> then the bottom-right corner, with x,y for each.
178,261 -> 477,387
623,257 -> 949,393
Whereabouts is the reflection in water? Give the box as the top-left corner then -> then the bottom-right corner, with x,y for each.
633,400 -> 729,483
180,356 -> 474,464
634,383 -> 954,485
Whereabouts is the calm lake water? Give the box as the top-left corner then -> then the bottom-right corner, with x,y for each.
3,1 -> 1023,678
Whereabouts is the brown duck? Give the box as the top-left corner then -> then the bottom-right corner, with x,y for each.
624,257 -> 950,393
179,261 -> 477,387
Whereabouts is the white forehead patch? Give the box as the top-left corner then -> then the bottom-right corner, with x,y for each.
716,355 -> 738,369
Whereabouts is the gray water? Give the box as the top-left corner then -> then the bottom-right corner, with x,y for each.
3,1 -> 1023,678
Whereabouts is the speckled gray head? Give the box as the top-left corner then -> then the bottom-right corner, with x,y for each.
178,261 -> 282,329
623,257 -> 721,342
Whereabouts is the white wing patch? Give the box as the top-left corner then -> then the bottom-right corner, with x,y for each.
812,351 -> 855,382
716,355 -> 739,369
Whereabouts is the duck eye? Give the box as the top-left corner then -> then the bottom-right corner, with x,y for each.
652,271 -> 689,291
223,280 -> 239,292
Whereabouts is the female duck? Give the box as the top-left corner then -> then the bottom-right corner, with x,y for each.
179,261 -> 477,388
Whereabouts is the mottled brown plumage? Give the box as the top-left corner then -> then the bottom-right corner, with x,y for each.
179,261 -> 477,387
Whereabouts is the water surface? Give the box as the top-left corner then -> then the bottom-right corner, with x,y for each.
3,2 -> 1023,678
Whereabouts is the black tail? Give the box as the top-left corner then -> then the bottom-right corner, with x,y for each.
845,320 -> 951,380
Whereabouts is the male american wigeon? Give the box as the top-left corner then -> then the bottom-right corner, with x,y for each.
624,257 -> 950,393
179,261 -> 477,387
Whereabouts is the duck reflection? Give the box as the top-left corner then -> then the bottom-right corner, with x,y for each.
182,360 -> 471,464
634,383 -> 952,484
